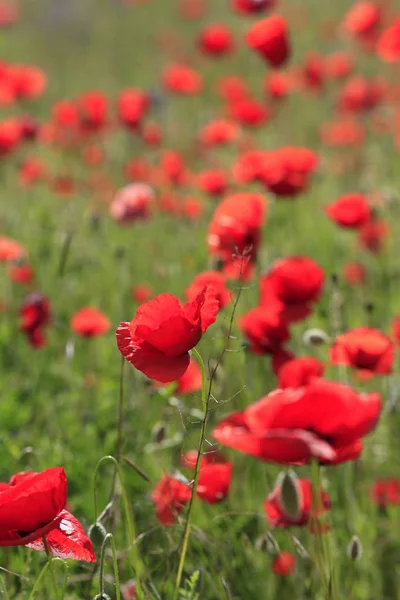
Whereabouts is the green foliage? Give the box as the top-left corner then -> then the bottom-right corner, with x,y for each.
179,571 -> 200,600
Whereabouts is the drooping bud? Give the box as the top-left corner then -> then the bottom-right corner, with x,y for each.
256,531 -> 280,556
93,594 -> 111,600
152,422 -> 167,444
347,535 -> 363,561
303,328 -> 331,346
88,522 -> 107,548
279,471 -> 301,521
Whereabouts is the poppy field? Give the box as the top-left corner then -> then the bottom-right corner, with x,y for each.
2,0 -> 400,598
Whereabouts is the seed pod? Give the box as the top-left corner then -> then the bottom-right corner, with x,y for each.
347,535 -> 362,561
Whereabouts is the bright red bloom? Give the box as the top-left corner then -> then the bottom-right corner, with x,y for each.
118,88 -> 150,130
233,149 -> 267,184
197,463 -> 233,504
0,236 -> 25,261
263,70 -> 295,100
199,119 -> 239,147
232,0 -> 275,14
264,478 -> 330,528
325,193 -> 371,229
358,218 -> 388,253
198,23 -> 234,57
371,479 -> 400,507
301,53 -> 326,94
116,287 -> 219,382
71,307 -> 110,338
0,468 -> 95,562
162,64 -> 203,95
277,357 -> 325,388
229,97 -> 271,127
152,475 -> 191,526
260,256 -> 324,322
8,64 -> 47,100
77,91 -> 108,132
377,19 -> 400,62
154,356 -> 202,394
197,169 -> 228,197
213,379 -> 381,465
260,147 -> 318,197
330,327 -> 395,378
0,118 -> 21,155
246,15 -> 290,68
239,306 -> 289,355
337,77 -> 384,113
110,183 -> 154,224
160,150 -> 189,186
272,552 -> 296,576
186,271 -> 231,310
20,293 -> 51,348
7,262 -> 34,284
132,284 -> 153,304
342,1 -> 381,40
343,261 -> 367,286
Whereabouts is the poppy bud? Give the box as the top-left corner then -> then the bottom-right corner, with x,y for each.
256,531 -> 280,555
347,535 -> 362,560
93,595 -> 111,600
303,328 -> 330,346
291,536 -> 310,560
278,471 -> 301,520
88,522 -> 107,547
152,422 -> 167,444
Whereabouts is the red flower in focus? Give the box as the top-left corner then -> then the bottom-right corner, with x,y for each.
260,256 -> 324,322
116,287 -> 219,382
152,475 -> 191,526
197,463 -> 233,504
325,193 -> 371,229
260,147 -> 318,197
208,192 -> 267,280
239,306 -> 289,355
272,552 -> 296,576
264,478 -> 330,528
132,284 -> 152,304
198,23 -> 234,57
162,64 -> 203,95
213,379 -> 381,465
330,327 -> 395,379
276,357 -> 325,388
199,119 -> 239,147
371,479 -> 400,507
186,271 -> 231,310
232,0 -> 275,14
246,16 -> 290,68
0,468 -> 95,561
118,88 -> 150,130
154,356 -> 202,394
71,307 -> 110,338
342,1 -> 382,41
343,261 -> 367,286
358,218 -> 388,253
197,169 -> 228,197
110,183 -> 154,224
377,19 -> 400,63
20,293 -> 51,348
0,236 -> 25,261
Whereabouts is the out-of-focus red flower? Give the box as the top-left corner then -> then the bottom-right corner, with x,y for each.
0,236 -> 25,262
116,287 -> 219,382
0,468 -> 95,562
229,97 -> 271,127
213,379 -> 381,465
18,157 -> 47,187
82,145 -> 104,167
181,448 -> 226,469
71,307 -> 110,338
141,122 -> 162,146
124,158 -> 153,183
371,479 -> 400,507
186,271 -> 231,310
20,115 -> 39,141
199,119 -> 239,147
264,478 -> 330,528
197,169 -> 228,196
263,70 -> 296,100
358,218 -> 388,253
121,579 -> 137,600
377,19 -> 400,62
132,284 -> 153,304
162,64 -> 203,95
179,0 -> 206,19
260,256 -> 324,322
8,64 -> 47,100
77,91 -> 108,132
0,0 -> 19,27
20,293 -> 51,348
320,119 -> 365,147
152,475 -> 191,526
233,149 -> 266,184
197,463 -> 233,504
50,175 -> 76,197
342,1 -> 382,41
118,88 -> 150,130
181,196 -> 204,220
52,100 -> 79,129
337,77 -> 384,113
343,261 -> 367,285
272,552 -> 296,576
0,118 -> 21,155
160,150 -> 189,186
260,147 -> 318,197
277,357 -> 325,388
325,51 -> 354,80
325,193 -> 371,229
232,0 -> 275,14
217,75 -> 249,102
246,15 -> 290,68
110,183 -> 154,224
198,23 -> 234,57
239,305 -> 289,355
330,327 -> 395,379
7,262 -> 34,285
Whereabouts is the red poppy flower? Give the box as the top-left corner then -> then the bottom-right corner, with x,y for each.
52,99 -> 79,129
186,271 -> 231,310
154,356 -> 202,394
325,51 -> 354,80
199,119 -> 239,147
358,218 -> 388,253
260,256 -> 324,322
160,150 -> 189,187
116,287 -> 219,382
263,70 -> 296,100
337,77 -> 384,113
343,261 -> 367,286
8,64 -> 47,100
371,479 -> 400,507
7,262 -> 34,285
377,19 -> 400,62
272,552 -> 296,576
213,379 -> 381,465
152,475 -> 191,526
77,91 -> 108,132
246,15 -> 290,68
197,463 -> 233,504
110,183 -> 154,224
232,149 -> 267,184
197,169 -> 228,196
277,357 -> 325,388
301,53 -> 326,94
325,193 -> 371,229
0,117 -> 21,155
264,478 -> 330,528
198,23 -> 234,57
320,119 -> 365,147
342,1 -> 381,40
0,468 -> 95,561
71,307 -> 110,338
232,0 -> 275,14
181,448 -> 226,469
162,64 -> 203,95
0,236 -> 25,261
142,122 -> 162,146
229,97 -> 271,127
217,76 -> 249,102
260,147 -> 318,197
124,158 -> 153,183
20,293 -> 51,348
132,284 -> 153,304
181,197 -> 204,220
330,327 -> 395,378
239,305 -> 290,355
118,88 -> 150,130
18,157 -> 47,188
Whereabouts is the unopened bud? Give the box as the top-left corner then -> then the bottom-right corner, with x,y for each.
291,536 -> 310,560
347,535 -> 362,561
88,522 -> 107,547
303,328 -> 330,347
93,594 -> 111,600
152,422 -> 167,444
256,532 -> 280,556
279,471 -> 301,521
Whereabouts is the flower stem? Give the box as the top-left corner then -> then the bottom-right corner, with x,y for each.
42,537 -> 61,600
99,533 -> 121,600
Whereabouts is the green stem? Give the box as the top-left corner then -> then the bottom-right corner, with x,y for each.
43,538 -> 61,600
99,533 -> 120,600
27,562 -> 50,600
93,455 -> 145,600
0,574 -> 9,600
173,347 -> 208,599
